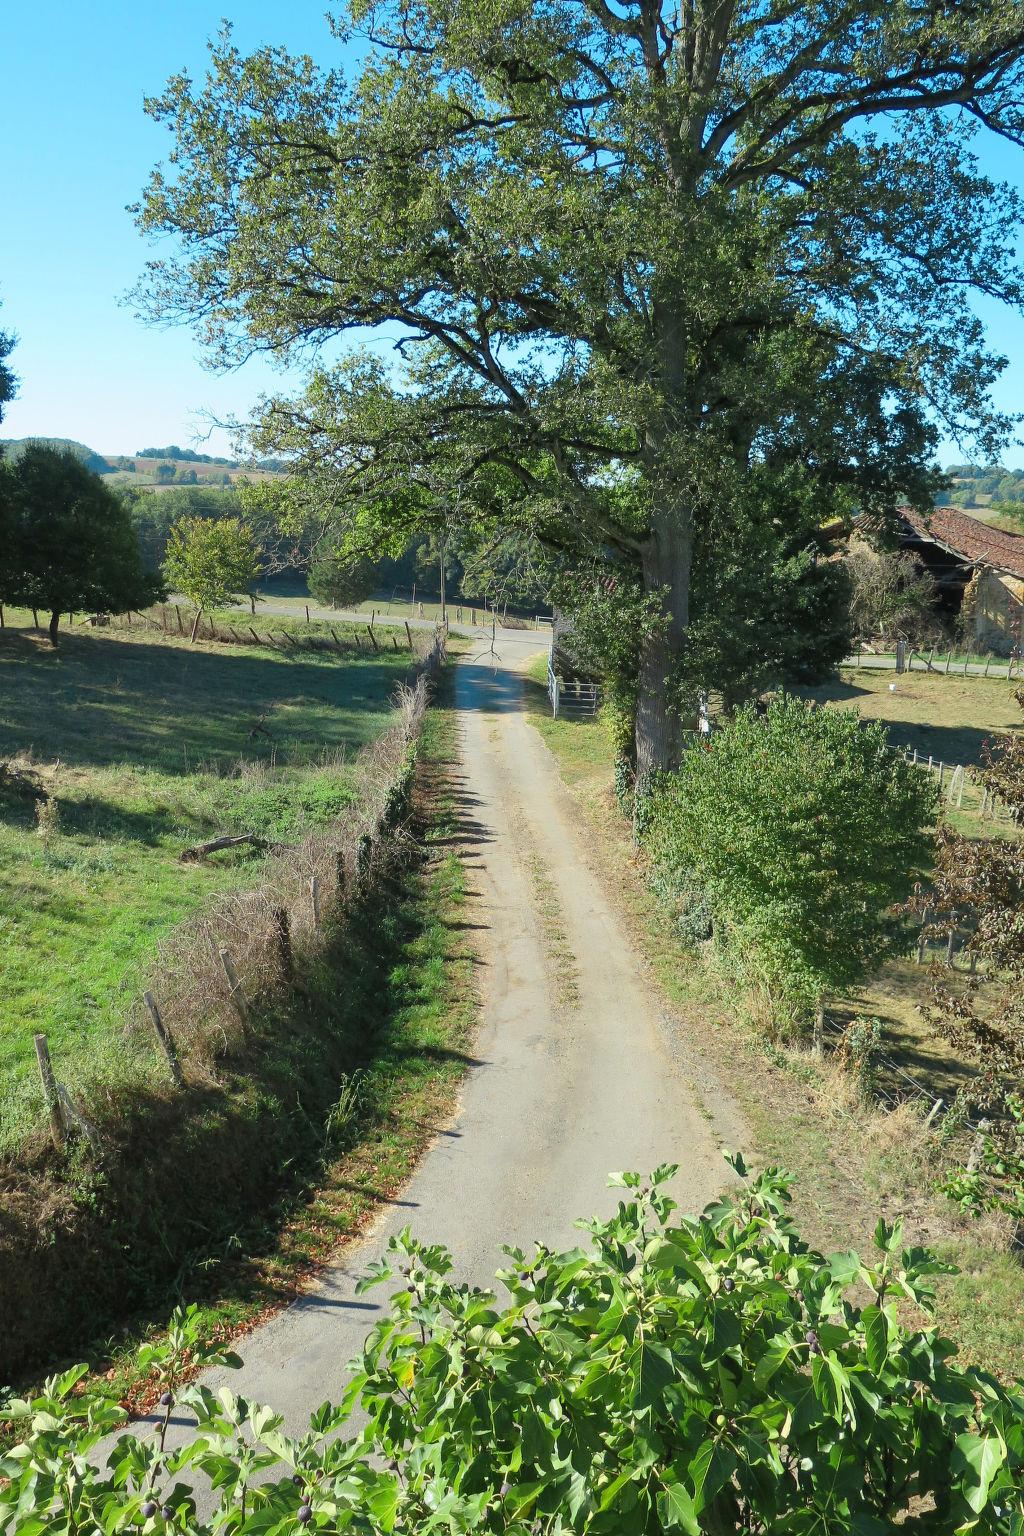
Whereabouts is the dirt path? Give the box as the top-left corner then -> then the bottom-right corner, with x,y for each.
151,633 -> 742,1436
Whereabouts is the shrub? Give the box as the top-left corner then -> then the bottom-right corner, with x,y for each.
5,1161 -> 1024,1533
927,695 -> 1024,1227
648,695 -> 936,1024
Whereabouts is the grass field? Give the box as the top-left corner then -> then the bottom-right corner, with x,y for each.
0,614 -> 412,1146
238,591 -> 549,627
803,664 -> 1022,766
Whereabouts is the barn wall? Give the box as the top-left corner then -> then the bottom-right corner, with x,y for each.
964,567 -> 1024,655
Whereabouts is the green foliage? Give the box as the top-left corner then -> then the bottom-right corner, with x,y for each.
847,543 -> 939,644
927,691 -> 1024,1226
134,4 -> 1024,766
163,516 -> 260,618
6,1162 -> 1024,1532
0,307 -> 16,424
648,696 -> 937,1018
939,1098 -> 1024,1229
122,485 -> 242,569
308,540 -> 379,608
135,444 -> 238,465
0,446 -> 159,638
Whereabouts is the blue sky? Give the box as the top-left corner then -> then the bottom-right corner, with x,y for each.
3,2 -> 1024,465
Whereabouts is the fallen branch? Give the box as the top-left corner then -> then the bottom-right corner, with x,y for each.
180,833 -> 271,863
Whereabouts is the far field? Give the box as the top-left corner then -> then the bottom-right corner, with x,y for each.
0,613 -> 412,1147
803,665 -> 1022,768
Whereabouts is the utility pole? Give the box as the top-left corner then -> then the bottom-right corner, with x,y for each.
439,538 -> 447,625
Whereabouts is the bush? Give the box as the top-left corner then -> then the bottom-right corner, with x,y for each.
5,1160 -> 1024,1533
648,696 -> 936,1023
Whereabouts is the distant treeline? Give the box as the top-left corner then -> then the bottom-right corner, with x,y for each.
134,444 -> 289,471
0,437 -> 288,479
0,437 -> 111,474
938,463 -> 1024,509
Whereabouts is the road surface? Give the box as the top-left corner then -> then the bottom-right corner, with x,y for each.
138,628 -> 743,1446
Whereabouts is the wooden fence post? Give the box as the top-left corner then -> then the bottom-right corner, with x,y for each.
392,633 -> 399,651
273,907 -> 294,983
336,850 -> 347,896
967,1119 -> 991,1173
175,606 -> 184,634
305,605 -> 311,623
405,621 -> 414,650
366,624 -> 379,651
945,929 -> 957,967
218,947 -> 248,1024
944,651 -> 952,674
923,1098 -> 944,1129
310,873 -> 322,928
143,992 -> 184,1087
812,1005 -> 825,1056
916,907 -> 930,964
34,1033 -> 66,1152
357,833 -> 373,879
249,627 -> 262,645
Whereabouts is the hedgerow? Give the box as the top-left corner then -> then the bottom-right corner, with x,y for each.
5,1160 -> 1023,1533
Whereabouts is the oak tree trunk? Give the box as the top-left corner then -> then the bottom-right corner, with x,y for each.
48,610 -> 60,648
635,511 -> 694,778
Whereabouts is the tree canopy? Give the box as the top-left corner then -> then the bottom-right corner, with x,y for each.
163,515 -> 261,638
136,2 -> 1024,768
0,446 -> 160,644
0,306 -> 15,426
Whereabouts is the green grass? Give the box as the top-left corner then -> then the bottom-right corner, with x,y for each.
1,674 -> 477,1404
0,613 -> 412,1146
518,667 -> 1024,1381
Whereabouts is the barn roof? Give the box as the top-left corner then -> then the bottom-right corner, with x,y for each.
899,505 -> 1024,582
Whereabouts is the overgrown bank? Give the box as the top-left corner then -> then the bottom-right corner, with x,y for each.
522,661 -> 1024,1380
0,642 -> 478,1384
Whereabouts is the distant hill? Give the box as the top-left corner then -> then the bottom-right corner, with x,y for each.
939,464 -> 1024,509
0,437 -> 111,474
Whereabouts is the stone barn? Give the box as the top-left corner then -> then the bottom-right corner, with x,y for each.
898,506 -> 1024,656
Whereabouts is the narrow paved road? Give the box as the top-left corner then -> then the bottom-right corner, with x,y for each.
150,630 -> 742,1442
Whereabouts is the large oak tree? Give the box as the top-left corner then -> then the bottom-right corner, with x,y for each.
136,1 -> 1024,768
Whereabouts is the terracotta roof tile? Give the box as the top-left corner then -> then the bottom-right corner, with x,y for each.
900,505 -> 1024,582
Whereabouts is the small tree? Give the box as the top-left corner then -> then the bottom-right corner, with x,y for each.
307,542 -> 378,609
649,696 -> 936,1030
163,516 -> 260,640
0,446 -> 159,644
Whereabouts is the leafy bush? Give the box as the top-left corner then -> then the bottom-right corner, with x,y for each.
648,696 -> 936,1022
5,1161 -> 1024,1533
